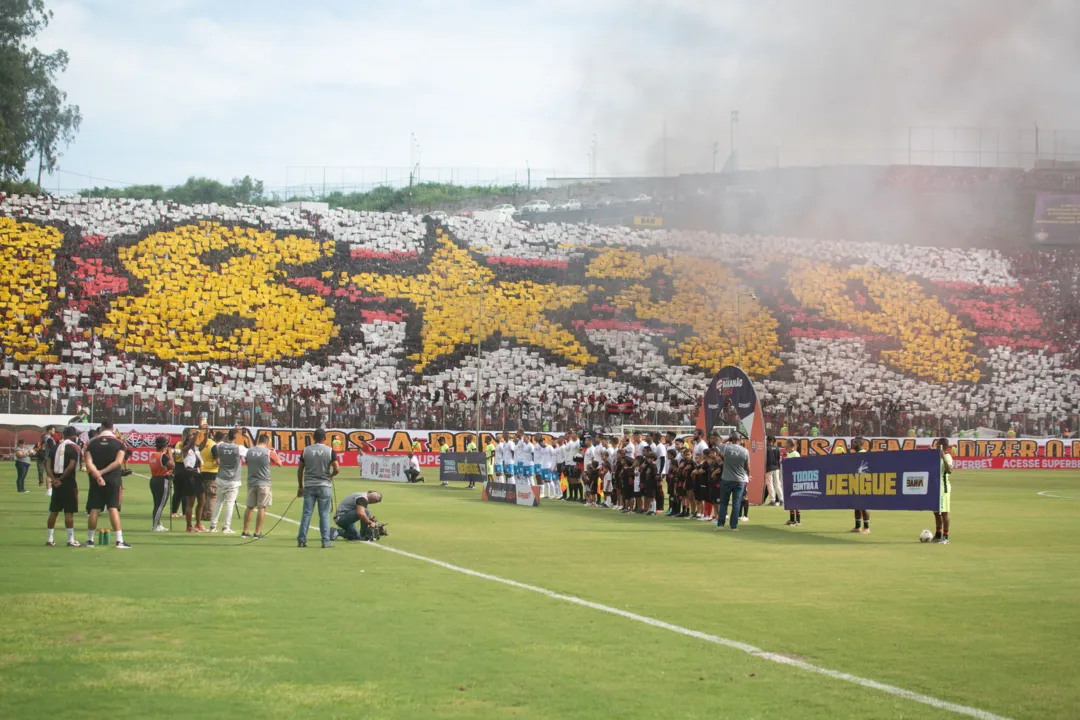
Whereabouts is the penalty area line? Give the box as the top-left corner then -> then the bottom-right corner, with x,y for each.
171,495 -> 1008,719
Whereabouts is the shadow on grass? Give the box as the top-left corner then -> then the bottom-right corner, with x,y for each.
529,500 -> 856,544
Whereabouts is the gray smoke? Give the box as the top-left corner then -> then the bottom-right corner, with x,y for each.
572,0 -> 1080,175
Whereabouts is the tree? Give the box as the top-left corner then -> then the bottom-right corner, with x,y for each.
0,0 -> 80,185
229,175 -> 264,205
28,66 -> 81,187
78,175 -> 266,206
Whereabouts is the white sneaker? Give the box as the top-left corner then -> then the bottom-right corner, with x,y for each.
739,516 -> 749,522
221,528 -> 236,534
45,487 -> 53,496
208,526 -> 218,533
152,525 -> 169,532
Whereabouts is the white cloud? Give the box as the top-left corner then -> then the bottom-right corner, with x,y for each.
36,1 -> 596,190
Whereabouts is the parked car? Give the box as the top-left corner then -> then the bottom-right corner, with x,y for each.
454,208 -> 477,217
428,210 -> 448,220
629,193 -> 653,203
554,200 -> 582,211
491,204 -> 516,213
520,200 -> 551,213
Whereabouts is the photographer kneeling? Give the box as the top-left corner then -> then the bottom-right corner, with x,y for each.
331,491 -> 384,541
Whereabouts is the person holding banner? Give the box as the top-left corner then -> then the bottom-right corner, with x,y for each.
765,436 -> 782,506
850,438 -> 871,534
784,440 -> 802,526
485,438 -> 496,481
465,438 -> 479,489
439,440 -> 451,486
933,438 -> 954,544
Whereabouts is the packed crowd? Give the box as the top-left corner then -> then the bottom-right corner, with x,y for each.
1,194 -> 1078,436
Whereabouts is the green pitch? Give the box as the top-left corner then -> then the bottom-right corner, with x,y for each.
1,466 -> 1077,720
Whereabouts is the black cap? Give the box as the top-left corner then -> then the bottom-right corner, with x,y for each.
63,426 -> 78,438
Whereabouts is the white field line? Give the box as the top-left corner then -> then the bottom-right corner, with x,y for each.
237,503 -> 1010,720
1037,490 -> 1078,500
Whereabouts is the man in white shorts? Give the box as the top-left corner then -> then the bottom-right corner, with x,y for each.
539,437 -> 557,498
512,432 -> 527,481
933,438 -> 953,544
494,433 -> 507,482
241,433 -> 282,538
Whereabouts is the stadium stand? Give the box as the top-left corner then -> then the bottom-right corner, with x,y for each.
0,194 -> 1077,436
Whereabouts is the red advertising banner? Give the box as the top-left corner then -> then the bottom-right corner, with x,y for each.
47,425 -> 1079,470
952,457 -> 1080,470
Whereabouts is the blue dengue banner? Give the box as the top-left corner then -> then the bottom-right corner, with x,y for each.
782,450 -> 941,511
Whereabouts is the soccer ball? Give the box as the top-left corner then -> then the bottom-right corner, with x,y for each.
919,529 -> 933,543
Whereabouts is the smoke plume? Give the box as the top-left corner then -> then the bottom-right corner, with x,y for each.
572,0 -> 1080,175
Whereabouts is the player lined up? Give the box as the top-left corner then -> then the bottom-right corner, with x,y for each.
490,430 -> 956,540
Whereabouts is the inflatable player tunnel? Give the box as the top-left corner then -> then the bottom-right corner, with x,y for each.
699,366 -> 767,506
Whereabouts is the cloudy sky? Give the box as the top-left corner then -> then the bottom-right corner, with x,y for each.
39,0 -> 601,193
37,0 -> 1080,193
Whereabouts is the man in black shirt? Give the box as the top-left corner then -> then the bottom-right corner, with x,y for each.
46,427 -> 82,547
37,426 -> 57,489
84,420 -> 131,549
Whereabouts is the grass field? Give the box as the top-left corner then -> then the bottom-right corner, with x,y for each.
1,465 -> 1078,720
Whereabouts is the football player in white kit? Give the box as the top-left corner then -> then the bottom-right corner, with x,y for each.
539,437 -> 558,499
523,434 -> 537,486
515,433 -> 531,485
509,432 -> 523,481
564,432 -> 580,464
494,433 -> 508,482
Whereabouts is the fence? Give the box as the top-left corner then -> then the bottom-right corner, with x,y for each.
0,389 -> 696,434
762,407 -> 1079,439
3,389 -> 1073,439
280,166 -> 563,200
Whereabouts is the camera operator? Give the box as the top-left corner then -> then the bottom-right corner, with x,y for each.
331,491 -> 383,541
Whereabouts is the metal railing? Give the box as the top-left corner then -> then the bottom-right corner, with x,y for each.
0,389 -> 694,433
1,389 -> 1072,437
762,406 -> 1078,438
